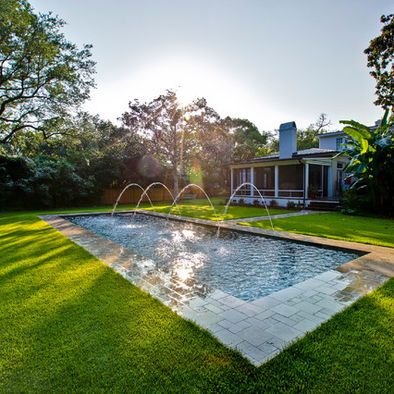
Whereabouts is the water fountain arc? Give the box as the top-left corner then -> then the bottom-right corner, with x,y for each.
111,183 -> 153,216
168,183 -> 220,221
218,182 -> 274,233
133,182 -> 178,217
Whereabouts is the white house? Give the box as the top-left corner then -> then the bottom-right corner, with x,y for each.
229,122 -> 349,209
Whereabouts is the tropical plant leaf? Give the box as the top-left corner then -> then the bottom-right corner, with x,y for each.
341,126 -> 369,145
340,121 -> 371,138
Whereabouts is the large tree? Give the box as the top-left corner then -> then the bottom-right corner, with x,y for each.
364,14 -> 394,110
0,0 -> 95,144
224,118 -> 269,161
121,90 -> 223,195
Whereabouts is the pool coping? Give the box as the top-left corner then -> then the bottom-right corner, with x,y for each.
39,211 -> 394,366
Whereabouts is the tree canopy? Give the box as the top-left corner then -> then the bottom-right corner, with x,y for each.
364,14 -> 394,110
0,0 -> 95,144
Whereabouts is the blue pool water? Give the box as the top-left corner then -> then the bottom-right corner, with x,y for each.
69,214 -> 360,301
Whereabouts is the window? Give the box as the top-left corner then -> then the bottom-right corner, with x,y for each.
336,137 -> 344,151
255,166 -> 274,189
233,168 -> 250,187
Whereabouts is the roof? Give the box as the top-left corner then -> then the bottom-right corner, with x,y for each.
318,131 -> 345,138
231,148 -> 338,165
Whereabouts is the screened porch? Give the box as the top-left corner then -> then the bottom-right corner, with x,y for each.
231,162 -> 333,201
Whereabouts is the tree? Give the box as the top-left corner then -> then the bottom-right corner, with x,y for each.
339,109 -> 394,214
224,118 -> 269,161
0,0 -> 95,144
296,113 -> 331,150
364,14 -> 394,110
121,90 -> 222,195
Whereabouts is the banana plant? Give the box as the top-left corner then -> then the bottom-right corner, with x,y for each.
338,109 -> 394,213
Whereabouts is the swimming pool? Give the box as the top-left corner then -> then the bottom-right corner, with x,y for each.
68,213 -> 360,301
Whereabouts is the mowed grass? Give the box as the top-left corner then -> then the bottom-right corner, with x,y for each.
24,198 -> 296,221
240,212 -> 394,248
140,198 -> 295,221
1,211 -> 394,392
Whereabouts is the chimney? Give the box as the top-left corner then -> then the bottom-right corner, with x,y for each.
279,121 -> 297,159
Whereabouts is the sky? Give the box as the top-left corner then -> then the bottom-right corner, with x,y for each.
31,0 -> 393,131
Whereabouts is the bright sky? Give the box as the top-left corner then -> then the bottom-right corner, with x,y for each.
31,0 -> 393,131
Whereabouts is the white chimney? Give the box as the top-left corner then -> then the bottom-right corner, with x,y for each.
279,121 -> 297,159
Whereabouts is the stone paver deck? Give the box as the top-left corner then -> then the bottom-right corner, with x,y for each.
41,211 -> 394,366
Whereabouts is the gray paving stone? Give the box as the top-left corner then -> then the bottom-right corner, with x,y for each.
318,285 -> 338,295
209,289 -> 228,300
320,305 -> 344,315
308,294 -> 324,303
315,270 -> 342,282
314,308 -> 332,317
188,297 -> 208,309
219,295 -> 247,309
258,342 -> 279,357
205,303 -> 224,314
208,299 -> 232,311
301,289 -> 318,298
193,310 -> 223,326
204,323 -> 225,334
219,309 -> 248,323
266,322 -> 302,342
246,317 -> 276,330
295,310 -> 327,324
215,329 -> 243,346
250,295 -> 281,309
271,303 -> 299,317
294,278 -> 326,290
239,326 -> 273,346
271,313 -> 298,327
316,298 -> 344,313
270,286 -> 303,301
266,335 -> 287,349
236,341 -> 272,364
254,309 -> 275,321
235,303 -> 263,317
294,318 -> 318,332
227,320 -> 252,334
293,300 -> 323,314
217,319 -> 233,330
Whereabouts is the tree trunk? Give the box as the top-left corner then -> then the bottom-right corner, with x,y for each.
173,168 -> 179,197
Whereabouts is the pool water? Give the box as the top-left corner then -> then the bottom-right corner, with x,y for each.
69,214 -> 360,301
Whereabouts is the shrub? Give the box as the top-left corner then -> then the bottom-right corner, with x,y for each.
287,201 -> 296,209
238,198 -> 245,206
253,199 -> 260,206
269,199 -> 278,208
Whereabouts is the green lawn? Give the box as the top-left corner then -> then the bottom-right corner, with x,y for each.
240,212 -> 394,248
140,198 -> 295,221
25,198 -> 295,221
1,210 -> 393,392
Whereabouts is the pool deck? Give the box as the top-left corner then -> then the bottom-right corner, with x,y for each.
40,211 -> 394,366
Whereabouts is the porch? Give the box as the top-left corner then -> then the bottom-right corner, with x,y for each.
230,160 -> 340,207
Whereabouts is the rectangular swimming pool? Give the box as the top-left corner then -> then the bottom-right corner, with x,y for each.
68,213 -> 361,301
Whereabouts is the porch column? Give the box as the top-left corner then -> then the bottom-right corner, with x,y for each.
230,167 -> 234,194
305,163 -> 309,199
250,167 -> 254,197
274,165 -> 279,197
327,166 -> 333,198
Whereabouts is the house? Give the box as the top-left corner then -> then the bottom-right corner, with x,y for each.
229,122 -> 349,209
